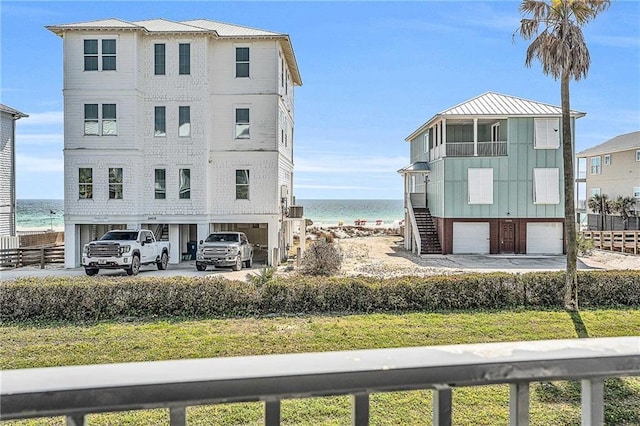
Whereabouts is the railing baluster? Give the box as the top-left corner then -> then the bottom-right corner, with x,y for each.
433,387 -> 452,426
509,382 -> 529,426
169,407 -> 186,426
265,399 -> 281,426
352,392 -> 369,426
581,378 -> 604,426
66,414 -> 86,426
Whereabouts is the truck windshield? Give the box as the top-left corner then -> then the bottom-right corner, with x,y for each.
100,231 -> 138,241
205,233 -> 239,243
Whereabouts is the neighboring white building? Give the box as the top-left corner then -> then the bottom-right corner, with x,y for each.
47,18 -> 303,267
0,104 -> 28,237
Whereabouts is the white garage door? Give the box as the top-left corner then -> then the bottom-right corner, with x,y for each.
453,222 -> 490,254
527,223 -> 563,254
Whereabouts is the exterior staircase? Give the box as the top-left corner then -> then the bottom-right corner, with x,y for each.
154,224 -> 169,241
413,208 -> 441,254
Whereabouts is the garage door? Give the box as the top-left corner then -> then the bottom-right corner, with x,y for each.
452,222 -> 490,254
526,223 -> 563,254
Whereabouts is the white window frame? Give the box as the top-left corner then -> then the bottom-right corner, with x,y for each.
179,169 -> 191,199
178,106 -> 190,137
108,167 -> 123,200
467,168 -> 493,204
590,187 -> 601,198
533,168 -> 560,204
154,106 -> 166,137
235,46 -> 250,78
84,38 -> 117,72
154,43 -> 166,76
633,187 -> 640,199
78,168 -> 93,199
636,150 -> 640,162
235,107 -> 250,139
178,43 -> 190,75
84,103 -> 117,136
236,169 -> 250,200
604,154 -> 611,166
491,122 -> 500,142
590,156 -> 601,175
534,118 -> 560,149
154,168 -> 166,200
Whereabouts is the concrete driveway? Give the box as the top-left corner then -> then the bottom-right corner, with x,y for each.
0,260 -> 268,281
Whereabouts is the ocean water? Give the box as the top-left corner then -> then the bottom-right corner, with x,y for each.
297,199 -> 404,226
16,199 -> 64,230
16,199 -> 404,229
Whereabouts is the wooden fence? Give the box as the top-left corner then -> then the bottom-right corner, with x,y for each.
581,231 -> 639,255
0,246 -> 65,269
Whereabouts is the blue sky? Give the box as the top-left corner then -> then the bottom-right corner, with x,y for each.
2,1 -> 639,200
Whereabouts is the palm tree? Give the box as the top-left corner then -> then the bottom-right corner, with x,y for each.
588,193 -> 610,230
611,196 -> 637,230
517,0 -> 610,311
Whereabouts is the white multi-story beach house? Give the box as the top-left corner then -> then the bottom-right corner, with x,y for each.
47,18 -> 302,267
0,104 -> 28,239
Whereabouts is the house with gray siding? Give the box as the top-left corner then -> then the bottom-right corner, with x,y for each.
0,104 -> 28,237
47,18 -> 302,268
399,92 -> 585,255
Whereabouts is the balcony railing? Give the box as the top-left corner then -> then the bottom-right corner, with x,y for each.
443,141 -> 508,157
2,337 -> 638,425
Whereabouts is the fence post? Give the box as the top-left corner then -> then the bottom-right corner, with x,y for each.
296,247 -> 302,268
40,248 -> 46,269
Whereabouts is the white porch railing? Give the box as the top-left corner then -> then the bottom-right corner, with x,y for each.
436,141 -> 508,159
1,337 -> 638,426
406,195 -> 422,255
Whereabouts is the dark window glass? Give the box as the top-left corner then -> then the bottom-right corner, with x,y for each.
84,39 -> 98,71
155,169 -> 166,199
154,106 -> 166,136
235,169 -> 249,199
154,44 -> 166,75
179,169 -> 190,199
102,39 -> 116,70
235,47 -> 249,77
179,43 -> 190,75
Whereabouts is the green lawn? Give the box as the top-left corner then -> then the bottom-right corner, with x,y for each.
2,309 -> 639,425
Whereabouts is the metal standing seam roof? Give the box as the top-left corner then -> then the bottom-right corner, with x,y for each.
46,18 -> 302,86
576,131 -> 640,157
406,91 -> 586,142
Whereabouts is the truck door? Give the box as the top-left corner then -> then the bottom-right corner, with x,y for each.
140,231 -> 155,263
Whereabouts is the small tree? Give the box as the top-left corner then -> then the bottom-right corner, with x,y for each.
300,239 -> 342,276
588,193 -> 610,230
611,196 -> 637,230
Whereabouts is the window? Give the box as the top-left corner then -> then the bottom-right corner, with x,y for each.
534,118 -> 560,149
84,40 -> 98,71
590,156 -> 601,175
533,168 -> 560,204
84,104 -> 116,136
467,168 -> 493,204
179,169 -> 190,199
79,168 -> 93,199
109,168 -> 123,199
590,188 -> 601,198
179,106 -> 190,137
491,123 -> 500,142
179,43 -> 190,75
154,106 -> 166,137
636,150 -> 640,162
236,170 -> 249,199
102,39 -> 116,71
84,104 -> 99,135
604,154 -> 611,166
235,108 -> 250,139
154,44 -> 166,75
633,187 -> 640,198
84,39 -> 116,71
102,104 -> 117,135
236,47 -> 249,78
155,169 -> 166,199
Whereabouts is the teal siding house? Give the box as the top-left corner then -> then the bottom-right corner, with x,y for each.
399,92 -> 585,255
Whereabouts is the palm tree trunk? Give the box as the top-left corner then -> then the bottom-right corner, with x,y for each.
562,73 -> 578,311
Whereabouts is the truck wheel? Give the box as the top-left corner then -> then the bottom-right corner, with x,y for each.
127,255 -> 140,276
196,263 -> 207,272
232,255 -> 242,271
85,268 -> 98,276
157,252 -> 168,270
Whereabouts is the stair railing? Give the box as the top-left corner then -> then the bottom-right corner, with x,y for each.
406,195 -> 422,256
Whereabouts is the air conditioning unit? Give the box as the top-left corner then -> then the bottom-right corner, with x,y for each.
280,185 -> 289,198
288,206 -> 304,218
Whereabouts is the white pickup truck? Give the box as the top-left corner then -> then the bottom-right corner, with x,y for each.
195,232 -> 253,271
82,229 -> 171,276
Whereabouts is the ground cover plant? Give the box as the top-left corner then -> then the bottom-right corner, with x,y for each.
2,309 -> 639,425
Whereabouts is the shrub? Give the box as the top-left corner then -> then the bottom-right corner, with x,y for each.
1,270 -> 638,322
245,266 -> 275,287
299,239 -> 342,276
577,234 -> 594,256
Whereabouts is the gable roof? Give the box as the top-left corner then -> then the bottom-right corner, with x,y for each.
406,92 -> 586,141
46,18 -> 301,85
0,104 -> 28,119
576,131 -> 640,157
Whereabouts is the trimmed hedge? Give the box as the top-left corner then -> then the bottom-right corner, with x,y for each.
1,271 -> 639,322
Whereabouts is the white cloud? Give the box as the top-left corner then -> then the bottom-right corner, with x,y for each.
20,111 -> 64,127
16,155 -> 64,172
16,133 -> 64,145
